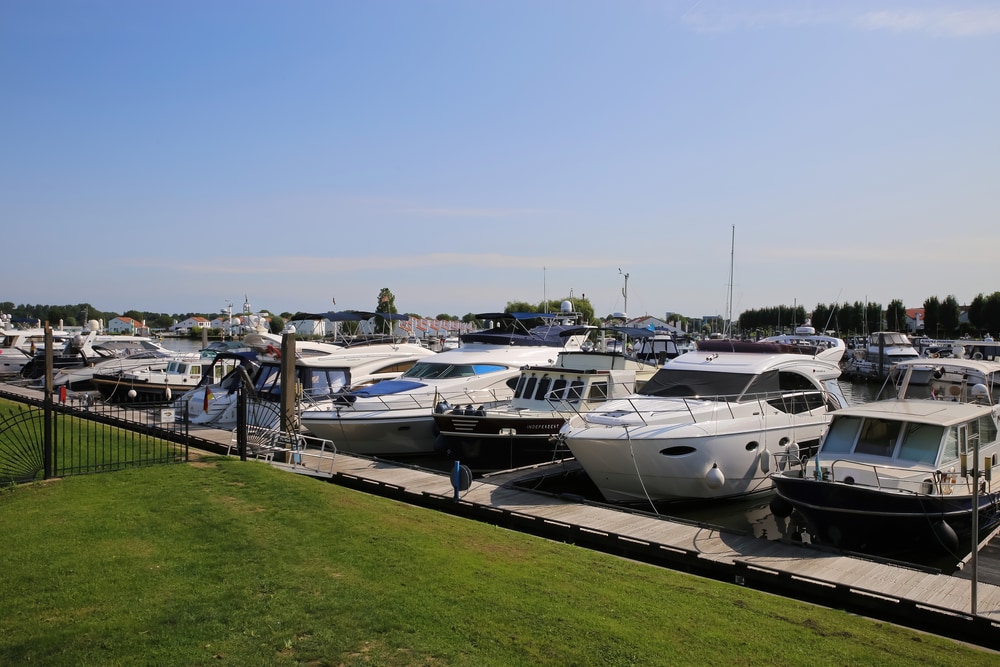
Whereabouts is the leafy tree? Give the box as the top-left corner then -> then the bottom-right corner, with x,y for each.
885,299 -> 907,332
983,293 -> 1000,337
504,301 -> 539,314
374,288 -> 397,335
939,295 -> 961,337
269,315 -> 285,334
923,296 -> 941,338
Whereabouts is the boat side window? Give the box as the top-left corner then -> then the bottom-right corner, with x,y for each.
468,363 -> 506,377
549,378 -> 568,400
522,376 -> 538,400
978,414 -> 998,448
566,380 -> 585,402
942,428 -> 959,462
822,379 -> 848,410
896,423 -> 944,464
377,361 -> 418,374
254,364 -> 281,397
402,363 -> 446,379
514,375 -> 529,399
588,381 -> 609,401
534,376 -> 552,400
821,415 -> 861,453
305,370 -> 349,397
855,419 -> 902,457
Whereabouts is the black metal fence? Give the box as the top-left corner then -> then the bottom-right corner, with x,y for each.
0,392 -> 189,486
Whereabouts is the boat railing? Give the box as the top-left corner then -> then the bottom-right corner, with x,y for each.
301,386 -> 513,414
558,388 -> 830,428
814,458 -> 959,496
542,378 -> 642,413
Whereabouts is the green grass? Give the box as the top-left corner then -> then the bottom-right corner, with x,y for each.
0,458 -> 995,666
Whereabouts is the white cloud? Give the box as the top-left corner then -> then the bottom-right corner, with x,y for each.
680,4 -> 1000,37
857,9 -> 1000,36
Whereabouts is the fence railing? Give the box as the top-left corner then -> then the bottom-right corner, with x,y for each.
0,391 -> 189,486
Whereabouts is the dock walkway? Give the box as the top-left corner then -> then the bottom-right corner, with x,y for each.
274,444 -> 1000,650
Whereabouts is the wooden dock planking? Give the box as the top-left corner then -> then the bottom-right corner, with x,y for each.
279,445 -> 1000,624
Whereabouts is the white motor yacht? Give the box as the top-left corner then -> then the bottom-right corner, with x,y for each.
300,305 -> 591,458
557,338 -> 849,504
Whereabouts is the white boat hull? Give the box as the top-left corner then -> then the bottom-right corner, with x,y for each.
563,413 -> 826,502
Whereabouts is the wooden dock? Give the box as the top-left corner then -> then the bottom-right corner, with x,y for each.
268,443 -> 1000,650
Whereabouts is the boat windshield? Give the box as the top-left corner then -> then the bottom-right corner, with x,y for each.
254,364 -> 350,399
639,368 -> 772,399
821,415 -> 948,465
401,362 -> 506,380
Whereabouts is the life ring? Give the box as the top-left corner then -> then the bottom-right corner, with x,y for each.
265,344 -> 281,359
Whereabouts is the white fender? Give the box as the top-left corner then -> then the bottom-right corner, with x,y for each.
705,464 -> 725,490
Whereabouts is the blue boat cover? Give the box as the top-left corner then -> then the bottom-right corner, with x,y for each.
349,379 -> 427,397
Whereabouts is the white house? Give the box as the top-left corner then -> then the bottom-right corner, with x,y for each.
170,316 -> 211,334
107,316 -> 145,335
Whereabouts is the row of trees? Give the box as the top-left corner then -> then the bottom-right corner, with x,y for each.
8,290 -> 1000,340
737,292 -> 1000,340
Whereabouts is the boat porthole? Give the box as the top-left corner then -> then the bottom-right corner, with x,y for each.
779,437 -> 789,447
660,446 -> 696,456
843,476 -> 855,485
745,441 -> 759,452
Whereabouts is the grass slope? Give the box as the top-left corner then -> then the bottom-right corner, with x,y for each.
0,458 -> 995,666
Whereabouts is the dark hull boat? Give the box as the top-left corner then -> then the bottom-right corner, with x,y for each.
771,358 -> 1000,561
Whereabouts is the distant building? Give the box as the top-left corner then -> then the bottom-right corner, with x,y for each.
107,316 -> 147,335
170,316 -> 211,334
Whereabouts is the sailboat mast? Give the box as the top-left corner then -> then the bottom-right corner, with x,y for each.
724,225 -> 734,338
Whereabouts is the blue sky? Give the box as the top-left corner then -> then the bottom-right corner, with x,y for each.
3,1 -> 998,321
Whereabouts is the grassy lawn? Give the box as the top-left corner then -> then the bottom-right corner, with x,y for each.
0,457 -> 996,666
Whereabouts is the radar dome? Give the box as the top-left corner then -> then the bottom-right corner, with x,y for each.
560,300 -> 572,313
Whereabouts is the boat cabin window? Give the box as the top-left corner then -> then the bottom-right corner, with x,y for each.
855,419 -> 903,457
305,369 -> 349,397
517,376 -> 537,399
766,390 -> 825,415
566,379 -> 585,402
376,361 -> 420,375
978,414 -> 998,449
821,415 -> 862,454
402,362 -> 506,380
942,427 -> 959,462
548,378 -> 568,399
896,422 -> 944,464
534,376 -> 552,400
639,369 -> 755,398
588,381 -> 609,401
253,364 -> 349,400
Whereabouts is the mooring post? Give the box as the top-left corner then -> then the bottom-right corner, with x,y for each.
280,332 -> 297,434
42,323 -> 53,479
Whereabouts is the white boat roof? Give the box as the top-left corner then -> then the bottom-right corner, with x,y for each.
259,343 -> 434,368
894,357 -> 1000,375
668,346 -> 843,377
830,398 -> 996,426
